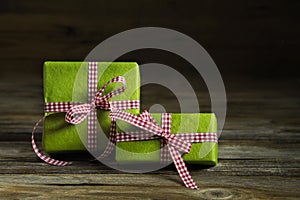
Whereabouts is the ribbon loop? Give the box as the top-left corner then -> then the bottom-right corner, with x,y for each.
95,76 -> 126,101
65,103 -> 93,124
32,117 -> 72,166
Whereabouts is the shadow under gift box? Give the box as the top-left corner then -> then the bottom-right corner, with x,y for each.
116,113 -> 218,165
42,62 -> 140,153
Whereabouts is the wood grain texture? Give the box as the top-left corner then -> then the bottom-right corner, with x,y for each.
0,174 -> 299,199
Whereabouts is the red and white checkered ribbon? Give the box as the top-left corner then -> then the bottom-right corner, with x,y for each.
32,62 -> 140,166
109,110 -> 218,190
31,117 -> 72,166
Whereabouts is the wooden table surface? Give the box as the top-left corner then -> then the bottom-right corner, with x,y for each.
0,73 -> 299,199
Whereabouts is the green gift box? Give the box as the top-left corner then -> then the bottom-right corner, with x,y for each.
116,113 -> 218,165
43,61 -> 140,153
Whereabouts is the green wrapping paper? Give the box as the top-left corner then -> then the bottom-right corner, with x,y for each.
116,113 -> 218,165
43,62 -> 140,153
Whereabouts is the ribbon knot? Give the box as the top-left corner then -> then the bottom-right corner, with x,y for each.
160,130 -> 191,153
160,131 -> 171,139
65,76 -> 126,125
91,102 -> 96,109
109,109 -> 198,190
110,110 -> 192,153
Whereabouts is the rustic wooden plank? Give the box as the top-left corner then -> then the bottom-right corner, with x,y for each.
0,174 -> 299,199
0,142 -> 299,177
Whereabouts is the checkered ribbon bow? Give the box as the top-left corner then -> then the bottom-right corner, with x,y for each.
65,76 -> 126,125
109,109 -> 200,190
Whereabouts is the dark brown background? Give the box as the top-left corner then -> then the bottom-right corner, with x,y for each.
1,0 -> 299,78
0,0 -> 299,199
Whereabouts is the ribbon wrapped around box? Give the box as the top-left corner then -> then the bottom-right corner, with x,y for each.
108,109 -> 218,189
113,111 -> 218,165
42,62 -> 140,154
